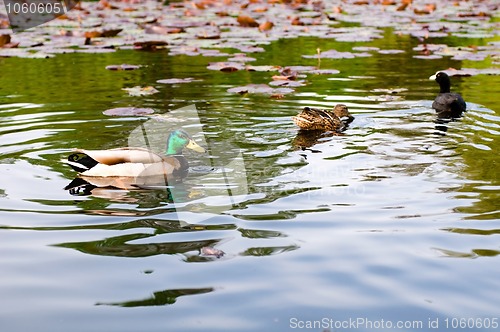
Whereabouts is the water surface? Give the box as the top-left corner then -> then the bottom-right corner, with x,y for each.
0,30 -> 499,332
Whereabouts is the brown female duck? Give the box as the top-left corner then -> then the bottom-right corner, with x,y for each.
292,104 -> 354,132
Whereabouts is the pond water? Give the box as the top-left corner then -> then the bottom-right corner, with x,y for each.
1,25 -> 499,332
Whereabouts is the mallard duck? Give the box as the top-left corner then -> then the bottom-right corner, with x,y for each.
429,72 -> 466,118
292,104 -> 354,131
66,129 -> 205,183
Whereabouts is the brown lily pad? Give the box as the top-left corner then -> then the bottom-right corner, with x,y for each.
207,61 -> 246,72
259,21 -> 274,32
0,34 -> 19,48
133,41 -> 168,51
84,29 -> 122,38
237,15 -> 259,28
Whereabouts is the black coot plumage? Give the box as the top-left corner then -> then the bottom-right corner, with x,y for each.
429,71 -> 466,118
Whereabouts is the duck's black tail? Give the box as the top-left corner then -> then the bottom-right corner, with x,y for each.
66,153 -> 99,173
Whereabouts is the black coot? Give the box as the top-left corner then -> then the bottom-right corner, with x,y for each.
429,72 -> 466,118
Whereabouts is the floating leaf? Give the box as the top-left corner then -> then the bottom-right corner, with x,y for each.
133,41 -> 168,51
371,88 -> 408,94
0,34 -> 18,48
413,54 -> 443,60
75,48 -> 116,54
2,0 -> 497,65
237,46 -> 265,53
156,78 -> 200,84
196,28 -> 221,40
145,26 -> 184,35
237,15 -> 259,28
303,49 -> 366,59
0,34 -> 10,47
227,54 -> 256,62
284,66 -> 317,72
259,21 -> 274,32
245,65 -> 281,72
352,46 -> 380,52
378,49 -> 405,54
105,64 -> 141,71
306,69 -> 340,75
367,95 -> 404,102
201,246 -> 225,258
434,68 -> 500,77
451,53 -> 488,61
103,107 -> 155,116
84,29 -> 122,38
269,80 -> 306,87
207,61 -> 245,72
227,84 -> 294,95
122,86 -> 159,96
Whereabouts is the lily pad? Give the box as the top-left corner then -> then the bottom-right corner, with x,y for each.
451,53 -> 488,61
195,28 -> 221,40
106,64 -> 141,71
352,46 -> 380,52
156,78 -> 200,84
0,34 -> 19,48
122,86 -> 159,96
303,49 -> 368,59
103,107 -> 155,116
306,69 -> 341,75
133,41 -> 168,51
413,54 -> 443,60
84,29 -> 123,38
378,49 -> 405,54
236,45 -> 265,53
227,54 -> 257,62
201,246 -> 225,258
237,15 -> 259,28
434,68 -> 500,77
144,26 -> 184,35
283,66 -> 317,73
269,80 -> 306,87
207,61 -> 246,72
371,88 -> 408,94
245,65 -> 281,72
227,84 -> 294,95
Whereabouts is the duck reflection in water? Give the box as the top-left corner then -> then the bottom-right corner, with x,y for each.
292,104 -> 354,150
64,176 -> 194,204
